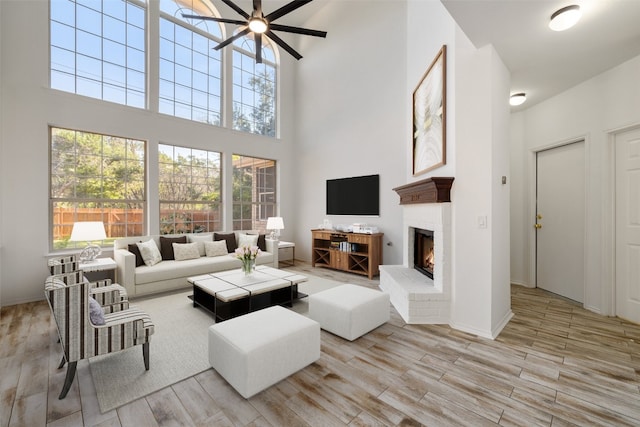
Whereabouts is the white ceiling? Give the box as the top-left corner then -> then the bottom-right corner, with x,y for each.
441,0 -> 640,111
215,1 -> 640,111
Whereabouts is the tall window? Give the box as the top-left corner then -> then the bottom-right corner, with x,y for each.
159,144 -> 222,234
159,0 -> 223,124
50,0 -> 146,108
232,155 -> 276,230
233,37 -> 277,137
50,127 -> 146,250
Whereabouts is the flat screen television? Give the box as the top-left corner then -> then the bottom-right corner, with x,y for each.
326,174 -> 380,216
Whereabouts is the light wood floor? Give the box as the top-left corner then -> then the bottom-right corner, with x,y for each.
2,262 -> 640,426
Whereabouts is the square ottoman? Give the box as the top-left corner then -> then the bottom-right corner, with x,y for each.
308,284 -> 390,341
208,305 -> 320,398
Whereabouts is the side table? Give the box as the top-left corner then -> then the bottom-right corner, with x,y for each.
278,241 -> 295,267
79,257 -> 117,282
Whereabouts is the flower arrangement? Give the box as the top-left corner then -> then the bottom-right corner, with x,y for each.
234,245 -> 261,275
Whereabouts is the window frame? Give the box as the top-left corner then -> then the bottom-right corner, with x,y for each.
49,126 -> 147,251
158,1 -> 224,125
158,143 -> 223,235
232,154 -> 277,231
49,0 -> 147,108
232,36 -> 278,137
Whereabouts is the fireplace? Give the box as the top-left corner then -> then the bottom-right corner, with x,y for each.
414,228 -> 434,279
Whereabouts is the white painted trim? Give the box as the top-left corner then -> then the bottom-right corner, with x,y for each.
510,280 -> 533,288
606,122 -> 640,317
448,321 -> 494,340
491,310 -> 514,339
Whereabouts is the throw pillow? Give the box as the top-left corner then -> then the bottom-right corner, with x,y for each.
160,235 -> 187,260
204,240 -> 229,257
247,233 -> 267,251
187,233 -> 213,257
173,242 -> 200,261
214,232 -> 237,253
88,296 -> 106,325
238,233 -> 259,248
128,243 -> 144,267
44,276 -> 66,290
136,239 -> 162,266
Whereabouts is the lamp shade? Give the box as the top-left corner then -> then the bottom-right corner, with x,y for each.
70,221 -> 107,242
266,217 -> 284,230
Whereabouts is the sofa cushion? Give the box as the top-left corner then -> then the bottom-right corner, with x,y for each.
214,232 -> 237,253
238,233 -> 259,248
160,235 -> 187,260
188,233 -> 213,256
205,240 -> 228,257
135,257 -> 241,285
133,252 -> 275,286
128,243 -> 144,267
173,242 -> 200,261
137,239 -> 162,266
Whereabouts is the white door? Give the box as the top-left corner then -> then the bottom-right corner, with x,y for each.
536,142 -> 585,302
615,127 -> 640,323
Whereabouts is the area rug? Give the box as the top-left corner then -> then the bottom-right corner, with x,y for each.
89,274 -> 342,413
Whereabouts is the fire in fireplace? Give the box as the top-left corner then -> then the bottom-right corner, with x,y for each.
414,228 -> 434,279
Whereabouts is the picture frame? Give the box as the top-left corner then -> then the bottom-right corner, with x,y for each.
413,45 -> 446,176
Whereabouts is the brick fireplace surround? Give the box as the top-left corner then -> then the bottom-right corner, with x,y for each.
379,178 -> 454,324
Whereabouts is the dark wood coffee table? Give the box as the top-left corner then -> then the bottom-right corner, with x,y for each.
188,265 -> 307,322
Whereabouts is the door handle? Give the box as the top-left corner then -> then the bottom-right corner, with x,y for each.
534,223 -> 542,229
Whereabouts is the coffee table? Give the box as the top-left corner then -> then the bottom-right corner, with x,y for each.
188,265 -> 307,322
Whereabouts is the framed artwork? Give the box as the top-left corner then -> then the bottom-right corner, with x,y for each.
413,45 -> 446,176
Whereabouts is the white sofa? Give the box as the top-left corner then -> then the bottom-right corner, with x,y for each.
114,232 -> 277,297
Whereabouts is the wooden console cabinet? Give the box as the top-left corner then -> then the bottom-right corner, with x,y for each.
311,229 -> 383,280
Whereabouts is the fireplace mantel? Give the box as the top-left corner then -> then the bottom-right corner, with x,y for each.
392,177 -> 454,205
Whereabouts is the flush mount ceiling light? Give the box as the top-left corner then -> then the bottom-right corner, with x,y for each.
549,5 -> 581,31
510,93 -> 527,106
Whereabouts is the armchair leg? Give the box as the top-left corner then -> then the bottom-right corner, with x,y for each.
143,342 -> 150,370
58,355 -> 66,369
59,361 -> 77,399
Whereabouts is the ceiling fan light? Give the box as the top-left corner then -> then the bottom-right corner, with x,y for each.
510,93 -> 527,106
549,5 -> 581,31
249,17 -> 268,33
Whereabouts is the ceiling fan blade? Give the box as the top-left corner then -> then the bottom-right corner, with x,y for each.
220,0 -> 250,19
181,14 -> 246,26
214,27 -> 251,51
253,0 -> 262,15
269,23 -> 326,38
265,0 -> 313,22
255,33 -> 263,64
265,30 -> 302,60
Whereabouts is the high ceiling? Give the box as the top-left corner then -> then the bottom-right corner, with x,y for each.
213,1 -> 640,111
441,0 -> 640,111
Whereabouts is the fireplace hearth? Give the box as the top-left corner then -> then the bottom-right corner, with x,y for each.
414,228 -> 434,279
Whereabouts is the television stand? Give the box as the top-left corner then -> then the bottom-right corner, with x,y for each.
311,229 -> 383,280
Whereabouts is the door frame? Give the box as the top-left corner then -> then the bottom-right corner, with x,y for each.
605,123 -> 640,316
527,135 -> 589,305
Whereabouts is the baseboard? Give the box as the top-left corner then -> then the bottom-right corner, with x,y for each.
511,281 -> 534,288
491,309 -> 514,339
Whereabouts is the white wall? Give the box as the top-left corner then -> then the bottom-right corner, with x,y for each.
296,0 -> 512,338
510,54 -> 640,315
293,0 -> 407,265
0,0 -> 299,305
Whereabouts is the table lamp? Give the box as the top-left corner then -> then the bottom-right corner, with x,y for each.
70,221 -> 107,262
266,217 -> 284,240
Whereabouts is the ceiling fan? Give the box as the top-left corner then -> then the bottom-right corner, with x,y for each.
182,0 -> 327,63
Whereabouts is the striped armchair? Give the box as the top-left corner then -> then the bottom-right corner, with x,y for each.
45,279 -> 155,399
47,255 -> 128,305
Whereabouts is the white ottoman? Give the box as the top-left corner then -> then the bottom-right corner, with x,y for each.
208,305 -> 320,398
308,284 -> 390,341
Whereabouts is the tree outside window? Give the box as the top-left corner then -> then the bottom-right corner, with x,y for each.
159,144 -> 222,234
232,155 -> 276,231
50,127 -> 146,250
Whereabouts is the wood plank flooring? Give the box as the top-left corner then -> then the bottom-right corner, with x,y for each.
2,262 -> 640,426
